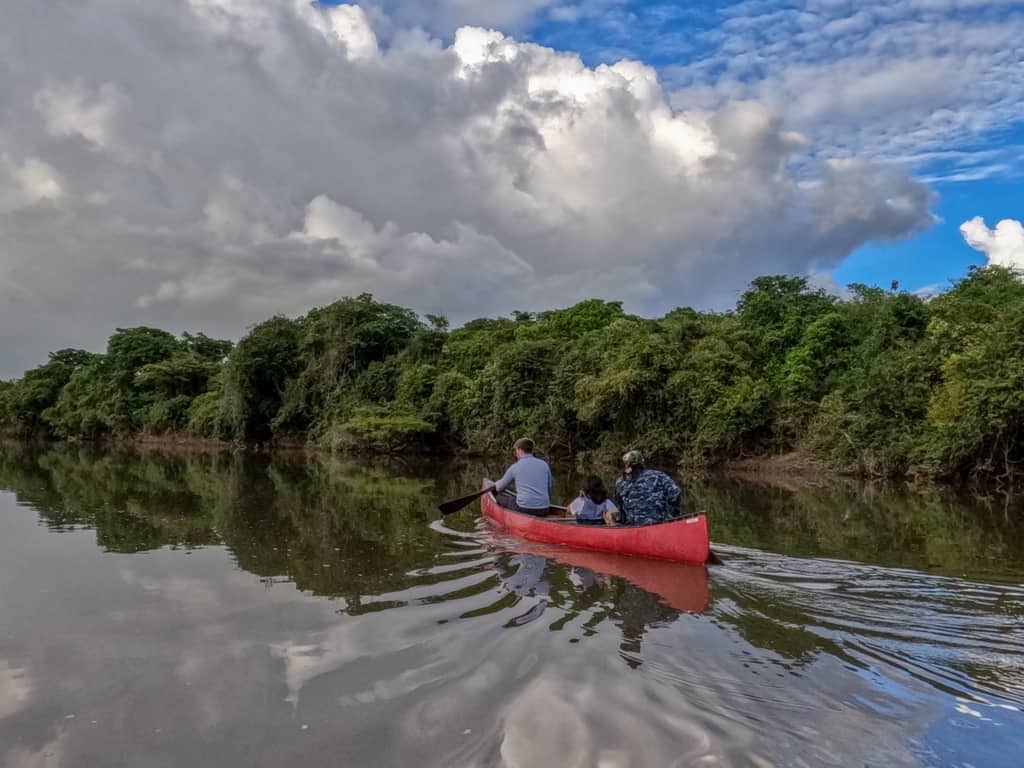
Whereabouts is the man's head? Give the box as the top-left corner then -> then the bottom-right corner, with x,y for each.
621,449 -> 645,475
514,437 -> 535,459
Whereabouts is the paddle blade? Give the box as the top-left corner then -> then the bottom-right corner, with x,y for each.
707,549 -> 723,566
438,487 -> 489,515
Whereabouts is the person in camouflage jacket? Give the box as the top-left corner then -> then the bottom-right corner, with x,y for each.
613,450 -> 683,525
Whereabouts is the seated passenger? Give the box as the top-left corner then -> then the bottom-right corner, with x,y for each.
568,475 -> 620,526
614,450 -> 682,525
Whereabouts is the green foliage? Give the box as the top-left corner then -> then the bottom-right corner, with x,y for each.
142,394 -> 194,433
0,349 -> 96,436
782,312 -> 851,416
799,289 -> 939,476
182,332 -> 233,362
920,270 -> 1024,479
691,376 -> 774,459
0,380 -> 12,427
804,344 -> 939,476
106,327 -> 180,372
274,294 -> 423,436
329,407 -> 434,452
221,316 -> 302,441
40,328 -> 232,438
575,317 -> 683,456
538,299 -> 626,336
45,328 -> 185,436
187,390 -> 227,439
137,354 -> 218,398
737,276 -> 834,362
926,266 -> 1024,357
44,357 -> 119,438
6,266 -> 1024,480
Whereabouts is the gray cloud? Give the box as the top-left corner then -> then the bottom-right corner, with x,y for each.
0,0 -> 930,377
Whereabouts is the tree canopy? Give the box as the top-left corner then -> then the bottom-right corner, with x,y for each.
3,268 -> 1023,481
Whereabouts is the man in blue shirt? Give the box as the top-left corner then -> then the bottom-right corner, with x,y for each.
490,437 -> 553,516
614,450 -> 682,525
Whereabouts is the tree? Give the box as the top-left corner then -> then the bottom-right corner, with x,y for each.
221,316 -> 302,442
782,312 -> 852,419
0,380 -> 15,430
1,349 -> 96,436
44,357 -> 120,438
106,327 -> 181,373
4,263 -> 1024,482
44,329 -> 183,437
182,332 -> 233,362
737,276 -> 834,360
920,269 -> 1024,479
274,295 -> 423,436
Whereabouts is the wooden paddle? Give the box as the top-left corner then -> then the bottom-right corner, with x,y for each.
438,486 -> 493,515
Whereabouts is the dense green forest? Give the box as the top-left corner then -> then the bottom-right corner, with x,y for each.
2,266 -> 1023,480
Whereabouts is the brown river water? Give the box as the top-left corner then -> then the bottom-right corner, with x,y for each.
1,443 -> 1022,767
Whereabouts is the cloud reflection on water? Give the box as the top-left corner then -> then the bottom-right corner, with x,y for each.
0,445 -> 1022,766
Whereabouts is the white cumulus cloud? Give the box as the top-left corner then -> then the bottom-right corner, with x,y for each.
961,217 -> 1024,270
0,0 -> 932,377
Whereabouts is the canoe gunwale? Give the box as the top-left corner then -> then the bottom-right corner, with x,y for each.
490,490 -> 701,530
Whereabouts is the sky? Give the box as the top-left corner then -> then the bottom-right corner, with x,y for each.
0,0 -> 1022,377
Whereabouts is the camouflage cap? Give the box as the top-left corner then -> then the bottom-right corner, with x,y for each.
621,449 -> 644,466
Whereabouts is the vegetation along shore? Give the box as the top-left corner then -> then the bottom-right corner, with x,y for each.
2,265 -> 1022,484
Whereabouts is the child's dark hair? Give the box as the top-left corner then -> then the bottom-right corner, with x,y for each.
583,475 -> 608,505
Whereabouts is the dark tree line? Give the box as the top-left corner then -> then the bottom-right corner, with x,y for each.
3,268 -> 1024,481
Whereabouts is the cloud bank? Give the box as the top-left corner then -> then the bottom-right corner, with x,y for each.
0,0 -> 931,376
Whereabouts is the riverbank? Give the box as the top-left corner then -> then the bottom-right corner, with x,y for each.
4,432 -> 834,467
8,434 -> 1018,493
4,269 -> 1023,483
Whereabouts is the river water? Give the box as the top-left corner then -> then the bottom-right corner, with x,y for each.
0,443 -> 1022,767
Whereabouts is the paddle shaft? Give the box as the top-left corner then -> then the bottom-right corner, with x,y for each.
438,486 -> 492,515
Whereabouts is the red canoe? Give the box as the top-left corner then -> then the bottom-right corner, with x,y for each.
480,484 -> 711,565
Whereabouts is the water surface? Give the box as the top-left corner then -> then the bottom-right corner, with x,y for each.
1,444 -> 1022,767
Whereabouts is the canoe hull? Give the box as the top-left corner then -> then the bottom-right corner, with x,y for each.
480,486 -> 711,565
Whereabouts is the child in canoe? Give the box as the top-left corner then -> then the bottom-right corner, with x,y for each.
568,475 -> 620,526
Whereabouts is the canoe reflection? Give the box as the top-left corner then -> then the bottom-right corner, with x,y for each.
488,542 -> 710,663
494,542 -> 710,614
